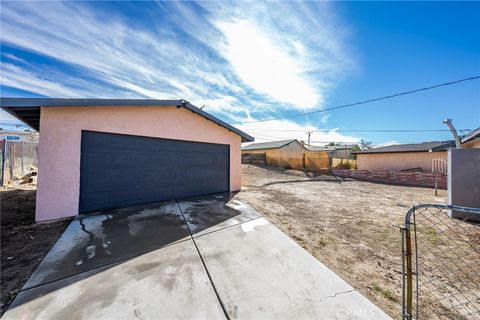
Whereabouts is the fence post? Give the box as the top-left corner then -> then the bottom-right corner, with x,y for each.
0,141 -> 5,186
402,207 -> 416,320
404,226 -> 413,319
21,141 -> 24,174
10,142 -> 14,182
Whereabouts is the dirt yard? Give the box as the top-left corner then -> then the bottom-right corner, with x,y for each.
0,188 -> 71,316
237,164 -> 449,319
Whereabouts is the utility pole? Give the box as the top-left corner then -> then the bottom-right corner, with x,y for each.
306,131 -> 313,148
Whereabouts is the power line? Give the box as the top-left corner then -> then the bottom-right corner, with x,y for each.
247,135 -> 427,145
245,128 -> 471,133
243,129 -> 461,140
235,76 -> 480,124
245,130 -> 455,145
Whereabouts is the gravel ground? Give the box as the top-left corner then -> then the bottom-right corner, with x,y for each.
237,164 -> 449,319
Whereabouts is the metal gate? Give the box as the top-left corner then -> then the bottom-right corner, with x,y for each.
401,204 -> 480,319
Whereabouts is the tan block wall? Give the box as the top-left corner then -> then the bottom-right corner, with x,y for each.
357,151 -> 448,172
36,106 -> 242,221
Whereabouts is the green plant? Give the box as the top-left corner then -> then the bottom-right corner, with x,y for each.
372,284 -> 398,302
422,227 -> 441,243
335,161 -> 353,169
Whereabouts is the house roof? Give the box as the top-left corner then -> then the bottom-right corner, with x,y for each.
242,139 -> 298,151
354,140 -> 456,154
0,98 -> 254,142
307,144 -> 358,152
461,127 -> 480,144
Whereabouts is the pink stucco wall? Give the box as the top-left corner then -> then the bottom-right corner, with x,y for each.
36,106 -> 242,222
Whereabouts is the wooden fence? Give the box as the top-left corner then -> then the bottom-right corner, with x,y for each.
304,151 -> 330,171
242,151 -> 354,172
1,140 -> 38,185
242,153 -> 266,165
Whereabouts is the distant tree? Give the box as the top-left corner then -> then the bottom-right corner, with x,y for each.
327,142 -> 345,146
351,145 -> 361,152
360,139 -> 373,150
350,145 -> 361,160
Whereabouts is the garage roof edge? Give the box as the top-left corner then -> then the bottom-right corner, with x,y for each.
0,98 -> 254,142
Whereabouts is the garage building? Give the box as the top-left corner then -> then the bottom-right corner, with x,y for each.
1,98 -> 253,221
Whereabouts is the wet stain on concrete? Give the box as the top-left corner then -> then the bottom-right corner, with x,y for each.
228,303 -> 239,319
51,272 -> 119,319
27,200 -> 191,288
133,308 -> 143,319
14,193 -> 259,316
179,193 -> 259,236
134,262 -> 162,273
10,291 -> 54,319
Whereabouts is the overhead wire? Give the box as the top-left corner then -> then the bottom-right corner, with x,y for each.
243,128 -> 471,133
234,76 -> 480,124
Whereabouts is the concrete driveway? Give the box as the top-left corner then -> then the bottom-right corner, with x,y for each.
4,193 -> 390,319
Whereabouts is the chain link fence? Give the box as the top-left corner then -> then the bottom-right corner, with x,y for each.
401,204 -> 480,319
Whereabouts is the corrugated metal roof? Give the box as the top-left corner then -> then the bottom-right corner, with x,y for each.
242,139 -> 298,151
461,127 -> 480,144
354,140 -> 456,154
0,98 -> 254,142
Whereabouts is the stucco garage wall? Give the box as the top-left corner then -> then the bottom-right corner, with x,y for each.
36,106 -> 242,222
357,151 -> 447,172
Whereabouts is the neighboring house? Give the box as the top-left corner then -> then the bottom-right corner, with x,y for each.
307,144 -> 359,159
1,98 -> 253,222
354,140 -> 456,172
0,130 -> 39,185
0,130 -> 38,143
461,127 -> 480,148
242,139 -> 306,169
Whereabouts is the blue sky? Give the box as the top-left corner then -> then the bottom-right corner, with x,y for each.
1,1 -> 479,146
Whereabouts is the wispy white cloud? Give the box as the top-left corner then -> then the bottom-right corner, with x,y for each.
1,53 -> 27,64
0,1 -> 354,134
1,62 -> 83,97
217,19 -> 319,107
321,114 -> 331,124
374,140 -> 400,147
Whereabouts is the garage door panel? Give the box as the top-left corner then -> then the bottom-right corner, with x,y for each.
81,191 -> 110,209
83,171 -> 109,190
110,152 -> 141,167
80,131 -> 229,213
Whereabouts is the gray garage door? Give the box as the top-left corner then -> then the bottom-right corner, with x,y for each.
79,131 -> 229,213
